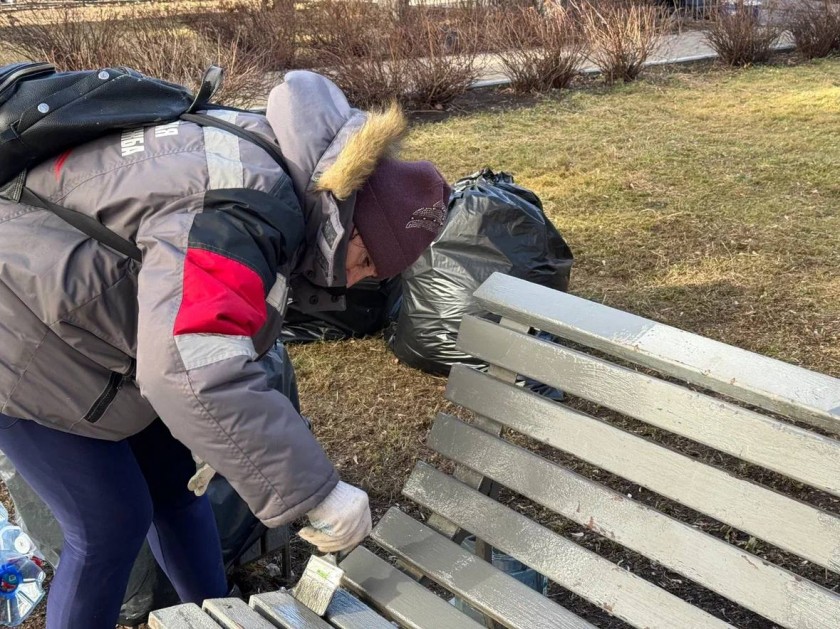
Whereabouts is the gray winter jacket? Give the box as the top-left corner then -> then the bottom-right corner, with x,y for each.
0,71 -> 406,526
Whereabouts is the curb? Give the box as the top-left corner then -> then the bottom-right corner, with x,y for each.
470,41 -> 797,90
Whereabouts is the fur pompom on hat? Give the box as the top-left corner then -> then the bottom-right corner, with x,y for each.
352,159 -> 450,278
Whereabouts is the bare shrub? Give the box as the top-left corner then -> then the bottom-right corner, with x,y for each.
309,0 -> 484,109
193,0 -> 298,71
490,4 -> 587,93
401,4 -> 486,108
787,0 -> 840,60
5,8 -> 123,69
122,23 -> 270,106
307,0 -> 407,107
8,8 -> 269,107
705,0 -> 783,66
574,0 -> 669,84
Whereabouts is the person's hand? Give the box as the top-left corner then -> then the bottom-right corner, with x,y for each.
187,461 -> 216,496
299,481 -> 372,553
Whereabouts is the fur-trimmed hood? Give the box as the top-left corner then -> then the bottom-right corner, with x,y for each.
266,71 -> 406,312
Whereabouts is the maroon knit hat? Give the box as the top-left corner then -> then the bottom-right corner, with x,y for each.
353,159 -> 450,278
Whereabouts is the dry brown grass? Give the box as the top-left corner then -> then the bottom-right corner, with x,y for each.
291,339 -> 463,502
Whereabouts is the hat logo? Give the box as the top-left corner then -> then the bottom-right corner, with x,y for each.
406,201 -> 446,234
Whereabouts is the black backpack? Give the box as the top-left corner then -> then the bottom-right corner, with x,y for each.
0,62 -> 287,261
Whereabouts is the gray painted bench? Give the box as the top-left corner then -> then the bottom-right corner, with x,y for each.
151,272 -> 840,628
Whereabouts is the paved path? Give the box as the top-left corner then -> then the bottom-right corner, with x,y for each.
255,27 -> 796,108
473,29 -> 795,88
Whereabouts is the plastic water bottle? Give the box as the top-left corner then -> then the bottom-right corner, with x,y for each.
0,506 -> 45,626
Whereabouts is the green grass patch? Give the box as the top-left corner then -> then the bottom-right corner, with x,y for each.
405,60 -> 840,370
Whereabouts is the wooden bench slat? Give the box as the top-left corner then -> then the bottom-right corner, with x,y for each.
457,315 -> 840,498
473,273 -> 840,434
249,590 -> 335,628
326,589 -> 396,629
339,546 -> 484,629
427,317 -> 529,541
447,366 -> 840,573
149,603 -> 221,629
204,598 -> 278,628
373,507 -> 595,629
404,462 -> 732,629
429,415 -> 840,628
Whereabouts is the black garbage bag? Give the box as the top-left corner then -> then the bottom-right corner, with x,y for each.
388,168 -> 573,375
280,277 -> 402,344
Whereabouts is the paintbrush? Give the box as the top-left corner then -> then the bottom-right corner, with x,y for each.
291,552 -> 345,616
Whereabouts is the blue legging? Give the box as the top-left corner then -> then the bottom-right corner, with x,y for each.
0,415 -> 228,629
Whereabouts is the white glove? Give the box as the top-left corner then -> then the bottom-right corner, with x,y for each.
187,462 -> 216,496
299,481 -> 372,553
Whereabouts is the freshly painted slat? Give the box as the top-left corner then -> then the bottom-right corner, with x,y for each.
447,366 -> 840,573
404,462 -> 732,629
429,416 -> 840,627
339,546 -> 483,629
249,590 -> 334,628
373,507 -> 595,629
428,317 -> 528,542
456,315 -> 840,498
326,589 -> 396,629
149,603 -> 221,629
203,598 -> 277,629
472,272 -> 840,434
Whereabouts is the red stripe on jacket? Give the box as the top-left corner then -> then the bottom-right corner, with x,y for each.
54,150 -> 73,179
174,248 -> 266,337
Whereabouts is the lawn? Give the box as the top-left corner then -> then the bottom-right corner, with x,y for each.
3,58 -> 839,627
288,58 -> 839,625
301,57 -> 839,504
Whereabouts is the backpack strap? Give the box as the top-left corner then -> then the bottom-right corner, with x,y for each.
19,187 -> 142,262
187,66 -> 224,113
16,114 -> 288,263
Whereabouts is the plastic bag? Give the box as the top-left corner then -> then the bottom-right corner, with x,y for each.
0,458 -> 62,570
388,169 -> 573,375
